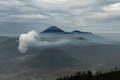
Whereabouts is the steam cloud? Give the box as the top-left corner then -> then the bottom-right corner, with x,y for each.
18,30 -> 69,53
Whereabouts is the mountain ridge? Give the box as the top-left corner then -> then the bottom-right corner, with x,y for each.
41,26 -> 92,34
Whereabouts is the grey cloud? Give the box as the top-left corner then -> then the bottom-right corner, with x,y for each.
0,0 -> 120,35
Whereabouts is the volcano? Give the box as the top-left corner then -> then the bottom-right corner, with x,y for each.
41,26 -> 65,33
41,26 -> 92,35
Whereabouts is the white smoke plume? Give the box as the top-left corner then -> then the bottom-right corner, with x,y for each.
18,30 -> 69,53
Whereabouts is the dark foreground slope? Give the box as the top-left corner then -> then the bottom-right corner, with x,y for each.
56,69 -> 120,80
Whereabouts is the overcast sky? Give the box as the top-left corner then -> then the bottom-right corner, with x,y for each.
0,0 -> 120,36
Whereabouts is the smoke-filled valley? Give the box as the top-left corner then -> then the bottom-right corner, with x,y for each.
0,27 -> 120,80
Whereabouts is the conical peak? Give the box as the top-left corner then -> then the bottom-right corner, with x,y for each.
42,26 -> 65,33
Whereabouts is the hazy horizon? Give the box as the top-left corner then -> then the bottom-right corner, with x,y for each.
0,0 -> 120,37
0,29 -> 120,42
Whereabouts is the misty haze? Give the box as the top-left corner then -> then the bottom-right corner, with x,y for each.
0,0 -> 120,80
0,26 -> 120,80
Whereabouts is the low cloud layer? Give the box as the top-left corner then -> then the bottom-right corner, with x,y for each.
18,30 -> 69,53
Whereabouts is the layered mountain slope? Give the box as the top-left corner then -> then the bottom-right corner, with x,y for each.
25,48 -> 77,69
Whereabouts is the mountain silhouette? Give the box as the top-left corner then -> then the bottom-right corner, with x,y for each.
41,26 -> 92,34
41,26 -> 65,33
72,30 -> 92,34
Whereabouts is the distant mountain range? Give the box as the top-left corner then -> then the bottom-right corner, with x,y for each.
41,26 -> 92,34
